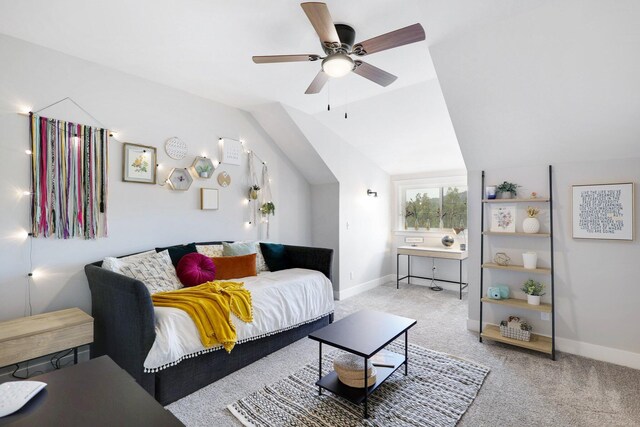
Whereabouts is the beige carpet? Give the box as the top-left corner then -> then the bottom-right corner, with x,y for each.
167,282 -> 640,426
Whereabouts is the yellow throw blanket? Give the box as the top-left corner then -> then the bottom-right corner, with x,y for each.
152,281 -> 253,352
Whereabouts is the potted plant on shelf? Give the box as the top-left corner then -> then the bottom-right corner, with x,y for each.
523,206 -> 540,234
521,279 -> 545,305
195,164 -> 213,178
249,185 -> 260,200
496,181 -> 519,199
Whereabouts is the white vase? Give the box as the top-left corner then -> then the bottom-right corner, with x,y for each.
523,217 -> 540,234
527,295 -> 541,305
522,252 -> 537,269
497,191 -> 513,199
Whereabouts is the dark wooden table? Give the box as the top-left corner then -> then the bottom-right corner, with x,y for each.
0,356 -> 183,426
308,310 -> 417,418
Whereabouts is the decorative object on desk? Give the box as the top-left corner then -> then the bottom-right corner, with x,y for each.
249,184 -> 260,200
166,168 -> 193,191
487,286 -> 510,300
333,353 -> 377,388
441,235 -> 454,248
530,191 -> 538,199
405,237 -> 424,244
521,279 -> 545,305
217,171 -> 231,187
490,205 -> 516,232
29,113 -> 109,239
496,181 -> 519,199
123,142 -> 157,184
220,138 -> 243,165
226,342 -> 489,427
572,182 -> 634,241
522,251 -> 538,269
499,316 -> 532,341
200,188 -> 219,210
493,252 -> 511,266
523,206 -> 541,234
485,186 -> 497,199
164,137 -> 188,160
191,156 -> 215,178
453,226 -> 466,250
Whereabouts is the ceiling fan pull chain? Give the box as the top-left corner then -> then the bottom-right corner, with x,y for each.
327,80 -> 331,111
345,85 -> 348,119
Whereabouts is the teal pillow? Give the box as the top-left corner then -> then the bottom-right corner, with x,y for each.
222,241 -> 256,257
259,243 -> 290,272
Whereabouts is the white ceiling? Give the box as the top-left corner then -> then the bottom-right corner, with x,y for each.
0,0 -> 547,175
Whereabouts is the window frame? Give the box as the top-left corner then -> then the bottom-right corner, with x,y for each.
394,176 -> 467,233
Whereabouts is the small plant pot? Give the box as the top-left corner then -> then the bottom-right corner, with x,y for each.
522,252 -> 537,269
527,295 -> 541,305
199,172 -> 209,178
497,191 -> 513,199
250,189 -> 259,200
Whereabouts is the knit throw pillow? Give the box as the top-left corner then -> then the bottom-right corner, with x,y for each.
176,253 -> 217,287
118,250 -> 183,294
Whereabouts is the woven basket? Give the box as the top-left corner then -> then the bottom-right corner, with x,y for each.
500,324 -> 531,342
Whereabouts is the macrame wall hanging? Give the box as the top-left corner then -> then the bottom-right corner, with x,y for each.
29,113 -> 109,239
260,163 -> 275,239
247,151 -> 260,226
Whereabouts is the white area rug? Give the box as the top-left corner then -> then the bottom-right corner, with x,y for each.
227,342 -> 489,426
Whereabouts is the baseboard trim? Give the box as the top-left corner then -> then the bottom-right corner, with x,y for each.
0,348 -> 90,381
466,319 -> 640,370
335,274 -> 395,300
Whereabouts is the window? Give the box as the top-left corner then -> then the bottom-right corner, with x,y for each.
399,181 -> 467,231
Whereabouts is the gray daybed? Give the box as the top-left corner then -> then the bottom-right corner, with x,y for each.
84,242 -> 334,405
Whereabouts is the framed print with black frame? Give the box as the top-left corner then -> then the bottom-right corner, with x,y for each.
123,143 -> 157,184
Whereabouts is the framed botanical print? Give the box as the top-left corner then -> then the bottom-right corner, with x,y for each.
201,188 -> 219,210
123,143 -> 157,184
572,182 -> 634,240
490,205 -> 516,233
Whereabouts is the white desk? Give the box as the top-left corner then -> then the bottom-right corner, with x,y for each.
397,246 -> 469,299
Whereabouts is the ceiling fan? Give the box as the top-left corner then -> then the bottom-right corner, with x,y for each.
252,2 -> 426,94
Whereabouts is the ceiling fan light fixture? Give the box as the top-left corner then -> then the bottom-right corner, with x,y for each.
322,54 -> 354,78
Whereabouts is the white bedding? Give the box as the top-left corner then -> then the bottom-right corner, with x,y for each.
144,268 -> 334,372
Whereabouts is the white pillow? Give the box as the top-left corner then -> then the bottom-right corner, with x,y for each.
110,250 -> 182,294
102,250 -> 156,273
254,242 -> 269,273
196,244 -> 223,258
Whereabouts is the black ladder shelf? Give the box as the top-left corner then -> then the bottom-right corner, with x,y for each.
479,165 -> 555,359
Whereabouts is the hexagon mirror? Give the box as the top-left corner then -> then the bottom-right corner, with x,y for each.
166,168 -> 193,191
191,156 -> 215,179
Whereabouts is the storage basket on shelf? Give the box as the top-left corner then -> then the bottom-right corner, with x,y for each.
499,316 -> 532,342
333,353 -> 377,388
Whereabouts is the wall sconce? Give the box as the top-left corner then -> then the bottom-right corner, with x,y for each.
367,189 -> 378,197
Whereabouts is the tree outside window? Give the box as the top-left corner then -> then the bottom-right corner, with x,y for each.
403,186 -> 467,230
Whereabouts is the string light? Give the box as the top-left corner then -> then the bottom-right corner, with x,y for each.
25,150 -> 32,155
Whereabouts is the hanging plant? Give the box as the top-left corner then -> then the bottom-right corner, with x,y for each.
249,184 -> 261,200
260,201 -> 275,216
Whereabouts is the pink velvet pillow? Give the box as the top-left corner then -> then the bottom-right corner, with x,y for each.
176,252 -> 217,287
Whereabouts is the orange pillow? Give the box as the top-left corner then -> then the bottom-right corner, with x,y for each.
211,253 -> 257,280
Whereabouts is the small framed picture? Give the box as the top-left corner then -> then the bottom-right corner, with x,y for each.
572,182 -> 634,240
220,138 -> 242,165
490,205 -> 516,232
123,143 -> 157,184
201,188 -> 219,210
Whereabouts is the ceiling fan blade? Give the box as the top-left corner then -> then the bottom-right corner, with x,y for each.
352,23 -> 425,56
305,70 -> 330,94
253,54 -> 320,64
352,61 -> 397,87
301,2 -> 341,49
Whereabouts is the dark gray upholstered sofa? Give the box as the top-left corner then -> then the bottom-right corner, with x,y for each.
85,241 -> 334,405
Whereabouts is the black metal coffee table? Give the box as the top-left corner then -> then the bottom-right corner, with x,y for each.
308,310 -> 417,418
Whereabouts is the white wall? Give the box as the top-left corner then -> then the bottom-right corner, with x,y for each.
284,106 -> 392,298
0,34 -> 312,321
467,160 -> 640,368
310,183 -> 340,289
